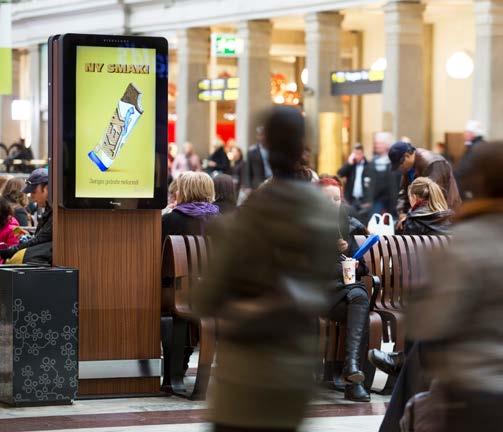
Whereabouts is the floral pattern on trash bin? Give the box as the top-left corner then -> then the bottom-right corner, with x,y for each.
12,299 -> 79,403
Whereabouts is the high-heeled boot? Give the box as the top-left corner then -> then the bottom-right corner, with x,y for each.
345,383 -> 371,402
342,291 -> 370,384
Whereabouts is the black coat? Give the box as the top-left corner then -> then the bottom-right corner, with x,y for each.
162,209 -> 205,240
369,156 -> 402,215
337,160 -> 373,205
402,205 -> 453,236
208,147 -> 231,175
215,200 -> 236,215
23,205 -> 52,249
232,159 -> 246,191
455,136 -> 485,201
245,145 -> 267,189
13,206 -> 31,227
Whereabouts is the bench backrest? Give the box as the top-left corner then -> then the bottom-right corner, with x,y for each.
355,235 -> 449,309
162,235 -> 211,317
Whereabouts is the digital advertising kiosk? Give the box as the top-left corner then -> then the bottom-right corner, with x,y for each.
49,34 -> 168,396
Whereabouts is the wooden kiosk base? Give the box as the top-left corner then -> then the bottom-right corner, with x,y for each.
49,37 -> 162,396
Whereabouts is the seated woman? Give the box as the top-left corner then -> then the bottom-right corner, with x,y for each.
162,178 -> 179,216
319,178 -> 371,402
401,177 -> 453,235
3,177 -> 32,227
161,171 -> 219,378
0,197 -> 20,264
162,171 -> 219,241
213,174 -> 237,215
369,177 -> 454,379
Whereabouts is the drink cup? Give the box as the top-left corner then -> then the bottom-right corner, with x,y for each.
342,258 -> 356,285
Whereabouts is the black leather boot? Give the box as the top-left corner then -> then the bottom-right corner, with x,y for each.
332,373 -> 347,392
345,383 -> 371,402
342,289 -> 370,384
368,349 -> 404,377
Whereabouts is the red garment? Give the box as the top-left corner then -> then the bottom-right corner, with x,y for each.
0,216 -> 20,263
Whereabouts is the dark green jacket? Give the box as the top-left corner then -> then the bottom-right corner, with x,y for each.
194,179 -> 341,429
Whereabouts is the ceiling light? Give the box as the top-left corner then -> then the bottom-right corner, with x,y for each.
446,51 -> 473,79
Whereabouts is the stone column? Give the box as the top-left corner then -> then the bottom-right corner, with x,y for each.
473,0 -> 503,140
236,20 -> 272,153
176,27 -> 210,157
382,0 -> 425,146
304,12 -> 343,159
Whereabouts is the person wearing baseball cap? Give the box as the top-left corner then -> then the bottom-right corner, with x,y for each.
389,141 -> 461,230
0,167 -> 52,264
23,167 -> 49,195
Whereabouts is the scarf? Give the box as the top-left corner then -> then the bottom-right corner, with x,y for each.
175,202 -> 220,219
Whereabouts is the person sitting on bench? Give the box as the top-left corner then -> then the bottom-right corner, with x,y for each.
319,178 -> 371,402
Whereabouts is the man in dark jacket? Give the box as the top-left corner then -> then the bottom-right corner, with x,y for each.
455,120 -> 486,201
370,132 -> 401,216
0,168 -> 52,264
389,142 -> 461,229
244,126 -> 272,189
207,145 -> 231,175
337,144 -> 373,223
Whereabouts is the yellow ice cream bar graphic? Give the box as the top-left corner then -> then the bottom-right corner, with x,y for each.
88,83 -> 144,171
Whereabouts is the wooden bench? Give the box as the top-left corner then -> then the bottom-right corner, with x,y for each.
355,235 -> 450,352
161,235 -> 216,400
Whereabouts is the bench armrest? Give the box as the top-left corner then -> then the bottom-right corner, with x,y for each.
362,275 -> 381,311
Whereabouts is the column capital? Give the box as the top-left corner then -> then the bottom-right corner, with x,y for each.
237,19 -> 273,34
305,11 -> 343,51
384,1 -> 424,15
384,0 -> 425,44
176,27 -> 210,63
237,19 -> 272,59
474,0 -> 503,37
177,27 -> 211,45
305,11 -> 343,30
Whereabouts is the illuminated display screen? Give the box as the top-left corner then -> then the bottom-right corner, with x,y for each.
75,46 -> 156,198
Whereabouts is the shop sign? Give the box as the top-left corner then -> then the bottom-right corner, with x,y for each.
331,69 -> 384,96
212,34 -> 239,57
198,77 -> 239,102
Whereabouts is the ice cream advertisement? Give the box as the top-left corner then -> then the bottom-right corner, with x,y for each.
75,46 -> 156,198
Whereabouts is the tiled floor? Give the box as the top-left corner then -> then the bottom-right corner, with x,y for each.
0,352 -> 392,432
0,387 -> 389,432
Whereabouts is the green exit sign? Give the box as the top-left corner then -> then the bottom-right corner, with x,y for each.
212,34 -> 239,57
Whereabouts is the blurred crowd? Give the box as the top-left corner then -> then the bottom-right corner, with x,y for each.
162,108 -> 502,432
166,119 -> 487,231
0,168 -> 52,265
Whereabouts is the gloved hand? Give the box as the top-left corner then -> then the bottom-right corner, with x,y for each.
0,246 -> 18,260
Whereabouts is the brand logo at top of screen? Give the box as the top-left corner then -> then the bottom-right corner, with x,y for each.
84,63 -> 150,74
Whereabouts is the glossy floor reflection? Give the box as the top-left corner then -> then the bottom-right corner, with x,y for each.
0,352 -> 391,432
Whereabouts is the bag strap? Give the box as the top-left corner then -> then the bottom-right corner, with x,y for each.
382,213 -> 393,226
372,213 -> 383,225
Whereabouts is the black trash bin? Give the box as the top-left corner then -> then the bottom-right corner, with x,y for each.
0,266 -> 78,406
